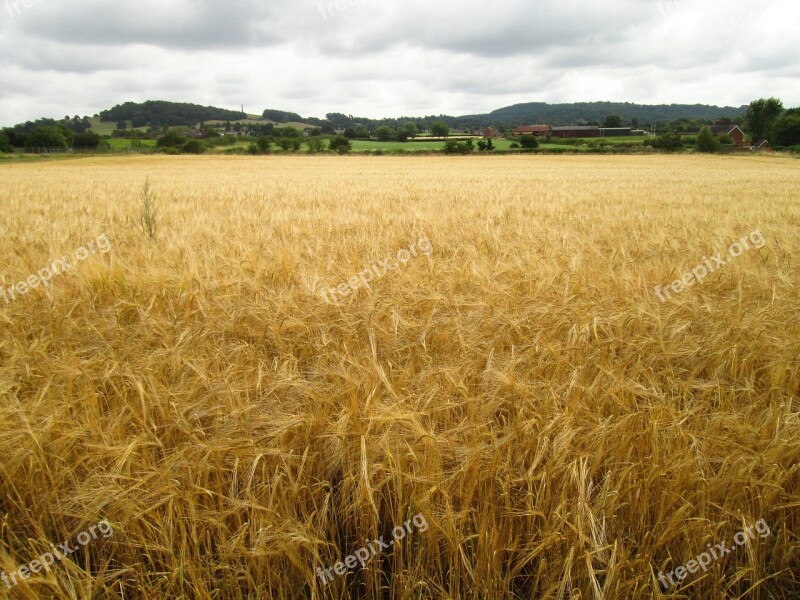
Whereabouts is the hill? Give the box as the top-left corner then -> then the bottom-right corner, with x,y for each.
98,101 -> 249,128
4,100 -> 749,134
486,101 -> 747,126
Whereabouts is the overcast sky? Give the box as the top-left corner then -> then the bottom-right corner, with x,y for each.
0,0 -> 798,125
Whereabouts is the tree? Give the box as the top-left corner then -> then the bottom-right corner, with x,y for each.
329,136 -> 351,154
477,140 -> 487,151
257,136 -> 271,152
696,127 -> 720,153
519,135 -> 539,149
0,132 -> 13,153
321,123 -> 336,135
376,126 -> 395,141
25,126 -> 69,150
772,113 -> 800,147
117,120 -> 128,130
73,132 -> 101,148
344,127 -> 358,139
746,98 -> 783,142
604,115 -> 623,128
354,125 -> 370,138
430,122 -> 450,138
402,123 -> 419,139
486,138 -> 495,151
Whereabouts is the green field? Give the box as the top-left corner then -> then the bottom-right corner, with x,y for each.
106,138 -> 158,149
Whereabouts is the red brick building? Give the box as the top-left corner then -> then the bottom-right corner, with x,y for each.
710,120 -> 747,147
513,125 -> 550,137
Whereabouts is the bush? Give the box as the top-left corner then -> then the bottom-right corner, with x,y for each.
443,139 -> 474,155
646,134 -> 684,152
696,127 -> 721,153
510,142 -> 520,149
182,140 -> 205,154
306,137 -> 326,153
157,130 -> 187,148
329,136 -> 351,154
519,135 -> 539,149
257,136 -> 271,152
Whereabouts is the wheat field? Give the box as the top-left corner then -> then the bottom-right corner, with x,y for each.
0,155 -> 799,599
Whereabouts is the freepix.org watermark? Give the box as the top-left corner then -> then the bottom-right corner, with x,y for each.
654,228 -> 765,303
4,0 -> 45,19
1,519 -> 114,589
1,234 -> 112,305
316,513 -> 428,586
657,518 -> 771,589
320,235 -> 432,304
318,0 -> 371,20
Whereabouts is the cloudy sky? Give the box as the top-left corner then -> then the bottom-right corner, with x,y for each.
0,0 -> 798,125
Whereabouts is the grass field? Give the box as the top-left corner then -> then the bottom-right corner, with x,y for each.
106,139 -> 158,150
0,155 -> 799,598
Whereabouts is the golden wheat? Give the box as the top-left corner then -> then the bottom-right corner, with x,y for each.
0,154 -> 799,599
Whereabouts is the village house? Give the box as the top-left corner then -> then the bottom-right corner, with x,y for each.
709,120 -> 747,147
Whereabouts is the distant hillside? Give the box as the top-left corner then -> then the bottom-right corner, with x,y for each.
5,99 -> 751,133
98,101 -> 247,128
486,102 -> 747,126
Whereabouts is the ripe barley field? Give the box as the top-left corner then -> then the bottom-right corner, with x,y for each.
1,155 -> 799,599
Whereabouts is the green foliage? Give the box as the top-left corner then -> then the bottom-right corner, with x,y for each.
73,132 -> 102,148
182,140 -> 205,154
329,136 -> 351,154
139,178 -> 157,242
519,135 -> 539,149
510,142 -> 520,149
772,114 -> 800,147
477,140 -> 487,151
274,126 -> 301,139
306,137 -> 326,153
257,136 -> 271,152
646,134 -> 684,151
157,130 -> 187,148
746,98 -> 784,142
376,126 -> 395,141
100,101 -> 246,128
443,139 -> 474,154
604,115 -> 623,128
696,127 -> 721,153
717,133 -> 734,146
262,109 -> 303,123
430,122 -> 450,138
25,125 -> 70,150
402,123 -> 419,138
0,132 -> 14,153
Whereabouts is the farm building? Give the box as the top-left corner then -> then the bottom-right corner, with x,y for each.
599,128 -> 632,137
550,126 -> 600,138
753,139 -> 772,151
513,125 -> 550,137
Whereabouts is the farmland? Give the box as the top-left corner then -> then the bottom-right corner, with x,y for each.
0,155 -> 799,598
